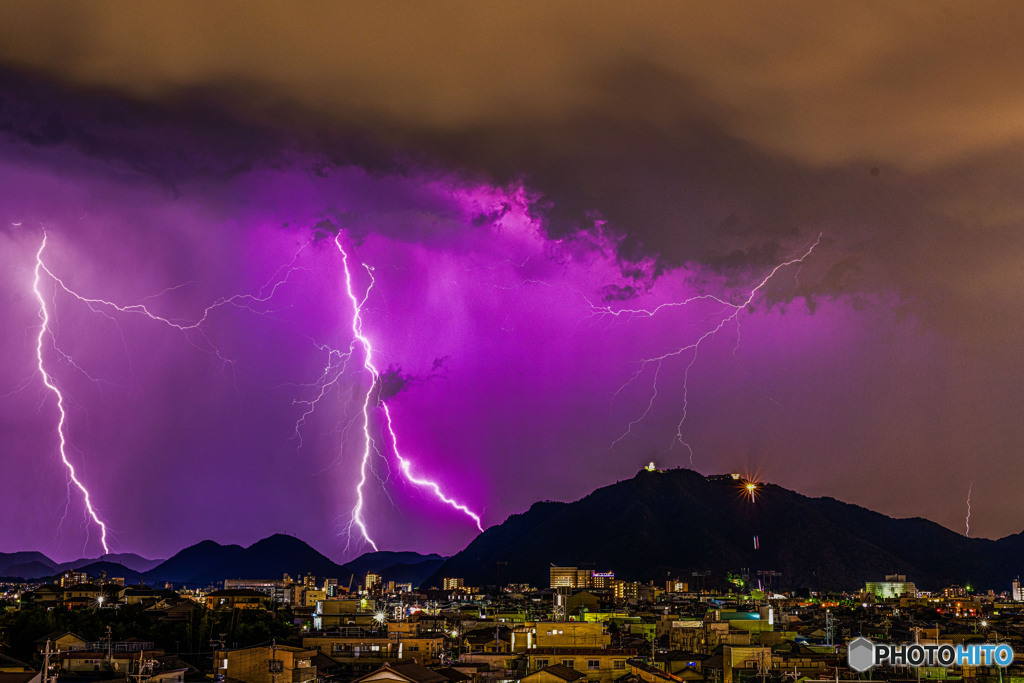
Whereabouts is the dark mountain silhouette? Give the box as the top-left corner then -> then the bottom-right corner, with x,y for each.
0,550 -> 164,579
0,551 -> 56,576
1,560 -> 58,580
145,539 -> 245,584
339,551 -> 444,578
68,561 -> 144,584
423,467 -> 1024,591
47,552 -> 165,574
189,534 -> 346,585
378,558 -> 446,586
4,536 -> 448,587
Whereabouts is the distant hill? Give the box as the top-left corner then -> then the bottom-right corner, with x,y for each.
0,537 -> 449,587
340,551 -> 444,577
423,468 -> 1024,591
69,561 -> 144,584
0,550 -> 164,579
189,534 -> 346,585
380,558 -> 446,586
53,552 -> 164,574
145,540 -> 244,584
96,553 -> 164,573
1,560 -> 57,580
0,551 -> 56,576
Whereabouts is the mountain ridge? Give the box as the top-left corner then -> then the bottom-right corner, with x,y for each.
423,468 -> 1023,591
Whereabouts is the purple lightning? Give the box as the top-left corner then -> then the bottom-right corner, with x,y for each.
33,234 -> 110,554
31,233 -> 312,552
609,234 -> 823,460
333,234 -> 483,550
965,482 -> 973,537
37,242 -> 310,364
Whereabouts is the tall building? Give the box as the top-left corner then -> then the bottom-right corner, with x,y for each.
443,577 -> 464,590
365,572 -> 382,593
611,580 -> 639,600
549,565 -> 580,588
1012,577 -> 1021,601
549,565 -> 613,589
59,571 -> 89,588
224,579 -> 292,604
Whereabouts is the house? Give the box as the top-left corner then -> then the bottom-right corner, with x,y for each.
565,593 -> 601,617
123,587 -> 166,606
34,632 -> 87,654
205,588 -> 270,610
24,586 -> 61,608
62,584 -> 100,609
214,645 -> 317,683
350,661 -> 448,683
463,626 -> 512,654
625,659 -> 686,683
521,664 -> 587,683
145,600 -> 197,621
0,655 -> 34,674
653,651 -> 707,677
303,633 -> 444,667
534,622 -> 611,650
524,648 -> 639,682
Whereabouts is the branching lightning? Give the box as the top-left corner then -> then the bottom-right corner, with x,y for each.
333,235 -> 483,550
30,229 -> 480,555
606,234 -> 823,462
33,234 -> 110,554
38,242 -> 310,364
30,233 -> 311,553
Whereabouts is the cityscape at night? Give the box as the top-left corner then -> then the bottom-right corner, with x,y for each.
2,4 -> 1024,683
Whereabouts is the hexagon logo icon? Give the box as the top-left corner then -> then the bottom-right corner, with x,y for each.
848,637 -> 875,672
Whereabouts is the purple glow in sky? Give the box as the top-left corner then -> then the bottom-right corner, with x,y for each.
3,4 -> 1024,562
3,148 -> 838,561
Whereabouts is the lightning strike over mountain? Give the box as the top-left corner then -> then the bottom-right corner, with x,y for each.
332,234 -> 483,550
611,234 -> 823,461
33,234 -> 110,554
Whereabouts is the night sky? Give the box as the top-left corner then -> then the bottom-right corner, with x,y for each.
2,2 -> 1024,563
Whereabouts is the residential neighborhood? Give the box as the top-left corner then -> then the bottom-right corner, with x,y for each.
3,563 -> 1024,683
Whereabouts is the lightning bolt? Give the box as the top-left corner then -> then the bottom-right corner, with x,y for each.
608,234 -> 823,461
333,234 -> 483,550
31,233 -> 312,552
33,234 -> 110,554
37,241 -> 311,370
965,482 -> 972,537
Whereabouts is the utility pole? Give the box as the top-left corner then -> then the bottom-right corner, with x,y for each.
270,639 -> 278,683
105,626 -> 113,670
42,640 -> 52,683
